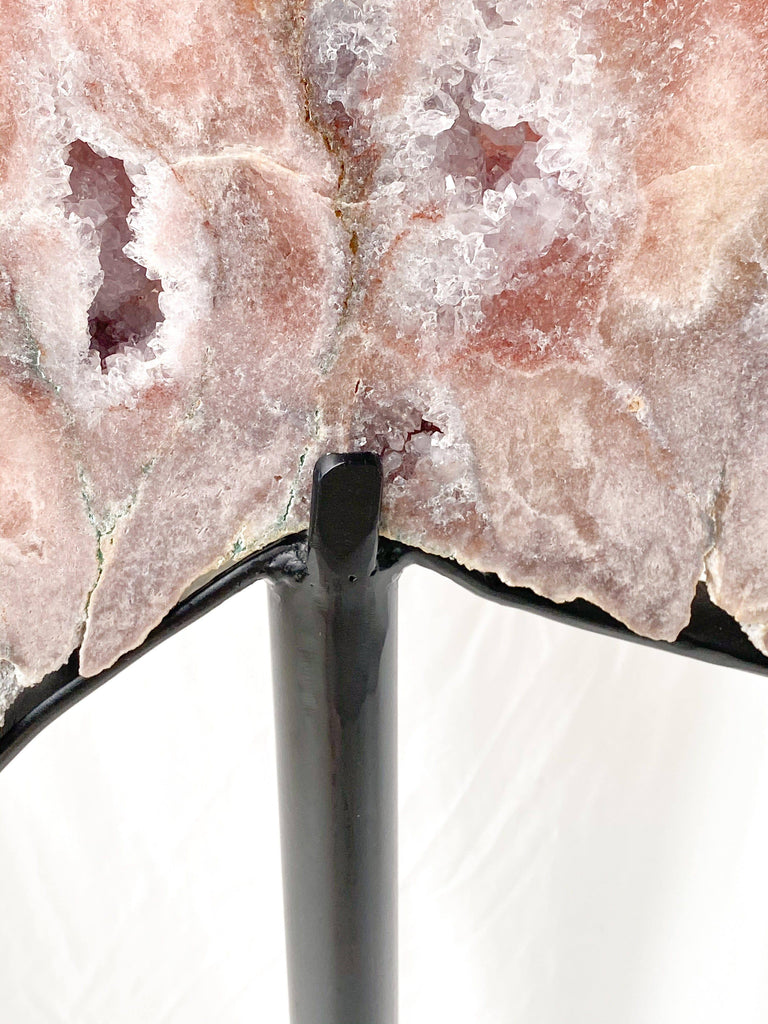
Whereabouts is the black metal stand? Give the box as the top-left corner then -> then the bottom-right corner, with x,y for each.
3,453 -> 768,1020
269,453 -> 397,1024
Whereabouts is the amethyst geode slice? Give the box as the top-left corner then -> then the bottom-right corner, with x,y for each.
2,0 -> 768,717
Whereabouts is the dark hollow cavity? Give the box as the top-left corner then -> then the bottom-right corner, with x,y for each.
434,68 -> 544,191
64,140 -> 164,371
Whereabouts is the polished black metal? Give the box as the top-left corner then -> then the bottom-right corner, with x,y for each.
268,453 -> 398,1024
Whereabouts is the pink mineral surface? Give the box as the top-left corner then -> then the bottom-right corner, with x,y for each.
2,0 -> 768,716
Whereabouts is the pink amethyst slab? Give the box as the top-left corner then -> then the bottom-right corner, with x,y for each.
2,0 -> 768,717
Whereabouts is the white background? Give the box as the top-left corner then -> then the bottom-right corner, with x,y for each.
2,566 -> 768,1022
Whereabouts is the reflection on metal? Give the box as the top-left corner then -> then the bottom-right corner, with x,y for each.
269,453 -> 397,1024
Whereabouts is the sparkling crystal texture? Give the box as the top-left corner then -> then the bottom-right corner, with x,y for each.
2,0 -> 768,717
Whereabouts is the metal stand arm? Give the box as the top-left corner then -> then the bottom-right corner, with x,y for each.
268,453 -> 398,1024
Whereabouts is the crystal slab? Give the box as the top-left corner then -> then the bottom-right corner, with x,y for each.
2,0 -> 768,717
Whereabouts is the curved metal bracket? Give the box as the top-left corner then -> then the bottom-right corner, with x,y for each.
2,472 -> 767,774
0,534 -> 297,772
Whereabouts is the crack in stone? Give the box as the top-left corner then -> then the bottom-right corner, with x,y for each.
76,465 -> 136,649
278,408 -> 322,528
704,462 -> 730,554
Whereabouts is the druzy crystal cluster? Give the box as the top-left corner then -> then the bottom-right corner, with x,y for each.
1,0 -> 767,717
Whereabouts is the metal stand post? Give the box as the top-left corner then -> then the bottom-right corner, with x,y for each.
268,453 -> 398,1024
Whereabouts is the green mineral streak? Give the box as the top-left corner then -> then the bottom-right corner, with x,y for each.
10,293 -> 48,380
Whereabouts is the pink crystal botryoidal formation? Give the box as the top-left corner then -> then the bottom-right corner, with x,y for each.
1,0 -> 767,720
